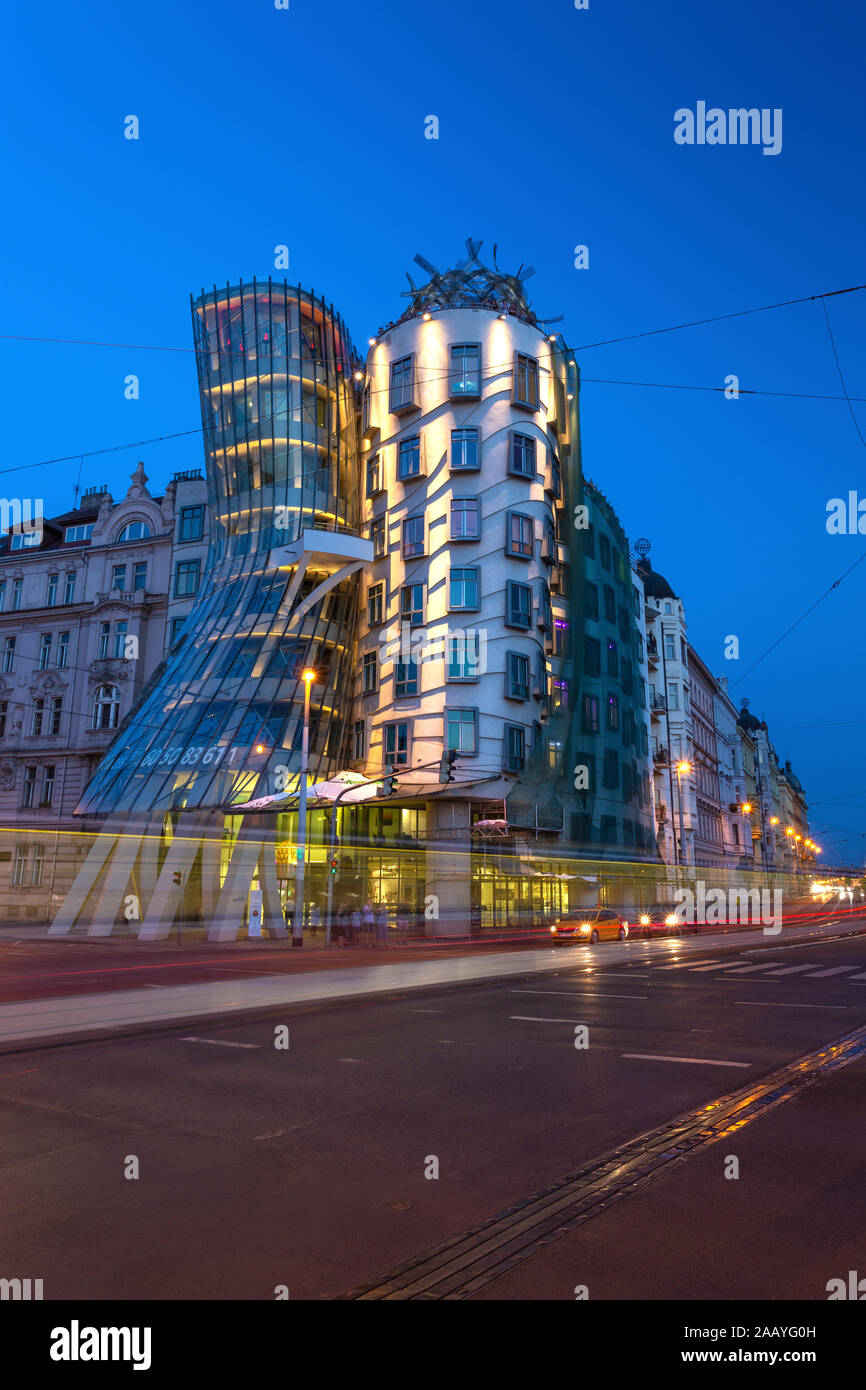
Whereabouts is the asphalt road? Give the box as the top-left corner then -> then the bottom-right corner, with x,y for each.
1,924 -> 865,1300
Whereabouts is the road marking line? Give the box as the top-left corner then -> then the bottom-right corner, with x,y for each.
849,973 -> 866,981
765,964 -> 820,975
0,1067 -> 39,1080
689,962 -> 749,972
179,1036 -> 259,1049
807,966 -> 860,978
622,1053 -> 750,1068
722,964 -> 778,973
510,1015 -> 587,1024
656,959 -> 717,969
734,1001 -> 848,1010
511,990 -> 647,1000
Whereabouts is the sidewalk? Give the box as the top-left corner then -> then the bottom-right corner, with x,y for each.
0,908 -> 863,1052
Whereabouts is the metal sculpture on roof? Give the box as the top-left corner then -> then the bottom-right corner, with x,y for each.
398,238 -> 562,327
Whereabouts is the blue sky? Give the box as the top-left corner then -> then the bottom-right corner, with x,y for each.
3,0 -> 864,863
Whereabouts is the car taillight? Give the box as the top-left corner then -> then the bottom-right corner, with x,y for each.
550,926 -> 557,934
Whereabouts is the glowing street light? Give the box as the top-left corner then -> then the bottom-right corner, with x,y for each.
741,801 -> 753,814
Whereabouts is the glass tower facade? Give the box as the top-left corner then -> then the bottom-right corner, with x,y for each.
76,280 -> 364,815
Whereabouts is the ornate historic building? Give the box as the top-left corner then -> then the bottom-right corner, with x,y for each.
0,465 -> 208,921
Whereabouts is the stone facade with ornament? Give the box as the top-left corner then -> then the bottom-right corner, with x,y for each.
0,463 -> 208,922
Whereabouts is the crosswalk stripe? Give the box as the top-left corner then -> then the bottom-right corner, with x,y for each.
689,962 -> 747,972
806,966 -> 859,978
656,959 -> 717,969
765,964 -> 820,976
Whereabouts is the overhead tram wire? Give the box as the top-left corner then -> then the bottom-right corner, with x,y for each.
3,372 -> 866,482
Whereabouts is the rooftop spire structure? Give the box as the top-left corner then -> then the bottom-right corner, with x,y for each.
396,238 -> 562,328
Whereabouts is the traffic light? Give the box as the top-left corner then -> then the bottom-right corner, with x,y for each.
439,749 -> 458,783
329,853 -> 339,877
379,764 -> 398,797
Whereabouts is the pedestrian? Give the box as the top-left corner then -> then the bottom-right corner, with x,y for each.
349,906 -> 361,945
333,906 -> 346,947
374,900 -> 389,949
396,901 -> 410,940
362,900 -> 375,945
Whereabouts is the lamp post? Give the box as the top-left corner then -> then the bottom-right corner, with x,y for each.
293,667 -> 316,949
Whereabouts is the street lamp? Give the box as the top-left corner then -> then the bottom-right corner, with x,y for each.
293,667 -> 317,948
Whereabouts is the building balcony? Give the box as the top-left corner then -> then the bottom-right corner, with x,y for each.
646,635 -> 659,668
652,743 -> 669,764
650,693 -> 667,718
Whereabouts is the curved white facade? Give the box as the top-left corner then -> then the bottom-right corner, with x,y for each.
351,306 -> 576,929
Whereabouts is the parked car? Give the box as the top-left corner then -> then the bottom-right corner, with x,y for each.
550,907 -> 629,945
637,902 -> 700,936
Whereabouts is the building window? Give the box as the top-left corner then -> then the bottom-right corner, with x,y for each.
394,658 -> 419,697
513,353 -> 539,409
584,635 -> 601,675
664,632 -> 676,660
13,845 -> 28,883
11,579 -> 22,610
446,708 -> 477,754
402,516 -> 425,559
111,564 -> 126,591
552,678 -> 568,711
63,573 -> 76,604
383,721 -> 409,766
40,765 -> 55,806
3,637 -> 15,673
22,767 -> 37,810
48,698 -> 62,736
117,521 -> 151,542
507,581 -> 532,629
504,724 -> 526,772
10,531 -> 40,551
367,582 -> 385,627
31,844 -> 45,885
389,355 -> 415,412
370,516 -> 386,559
554,618 -> 569,657
64,523 -> 93,543
0,580 -> 5,611
506,651 -> 530,700
38,634 -> 52,669
548,738 -> 562,770
133,562 -> 147,591
98,622 -> 110,659
506,511 -> 533,558
668,683 -> 679,710
451,497 -> 480,541
451,428 -> 479,470
549,454 -> 561,498
582,694 -> 599,733
0,700 -> 6,735
607,639 -> 618,676
92,684 -> 120,730
447,632 -> 481,681
352,719 -> 366,761
174,559 -> 201,597
169,616 -> 186,644
398,436 -> 422,480
400,583 -> 425,627
450,343 -> 481,396
31,699 -> 45,736
510,432 -> 537,478
113,620 -> 128,659
606,694 -> 620,731
178,505 -> 204,542
664,601 -> 673,614
603,585 -> 616,623
449,568 -> 478,611
362,651 -> 378,694
599,533 -> 611,570
47,574 -> 58,607
584,582 -> 599,620
366,455 -> 382,496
